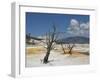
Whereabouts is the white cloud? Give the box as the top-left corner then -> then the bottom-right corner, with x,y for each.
80,22 -> 89,30
67,19 -> 89,37
70,19 -> 80,31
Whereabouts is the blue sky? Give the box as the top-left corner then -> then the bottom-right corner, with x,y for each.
26,12 -> 89,37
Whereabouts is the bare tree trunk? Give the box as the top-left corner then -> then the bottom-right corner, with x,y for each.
43,24 -> 57,64
43,43 -> 52,64
68,44 -> 75,55
61,43 -> 66,54
68,47 -> 73,55
43,49 -> 51,63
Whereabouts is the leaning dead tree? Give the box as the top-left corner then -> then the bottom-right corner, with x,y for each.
43,25 -> 58,64
61,43 -> 75,55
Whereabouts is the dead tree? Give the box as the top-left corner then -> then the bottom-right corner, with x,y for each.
43,25 -> 58,64
61,43 -> 75,55
67,43 -> 75,55
61,43 -> 67,54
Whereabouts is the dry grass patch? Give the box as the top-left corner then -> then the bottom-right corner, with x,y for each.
26,47 -> 45,55
68,51 -> 89,57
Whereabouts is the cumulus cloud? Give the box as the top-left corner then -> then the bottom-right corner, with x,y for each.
80,22 -> 89,30
67,19 -> 89,37
70,19 -> 80,31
